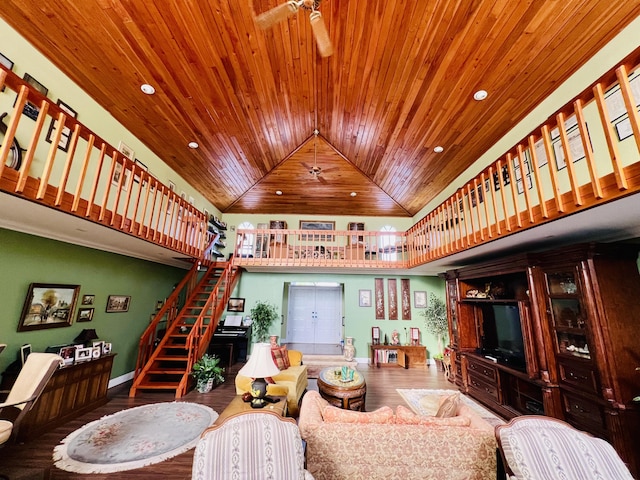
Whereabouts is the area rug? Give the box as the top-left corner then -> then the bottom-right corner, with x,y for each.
53,402 -> 218,474
397,389 -> 505,426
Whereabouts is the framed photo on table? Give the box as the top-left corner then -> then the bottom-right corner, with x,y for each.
371,326 -> 381,345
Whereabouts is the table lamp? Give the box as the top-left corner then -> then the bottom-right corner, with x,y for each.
238,342 -> 280,408
74,329 -> 98,346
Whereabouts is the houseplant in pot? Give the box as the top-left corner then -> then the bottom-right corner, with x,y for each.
191,353 -> 225,393
250,300 -> 279,342
420,292 -> 449,371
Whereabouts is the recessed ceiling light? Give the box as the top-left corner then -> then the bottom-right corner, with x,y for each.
434,146 -> 444,153
140,83 -> 156,95
350,192 -> 357,197
275,190 -> 283,195
473,90 -> 488,101
188,141 -> 199,149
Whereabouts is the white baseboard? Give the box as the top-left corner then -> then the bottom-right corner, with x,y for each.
108,371 -> 134,389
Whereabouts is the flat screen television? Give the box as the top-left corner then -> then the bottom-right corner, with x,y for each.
480,303 -> 526,371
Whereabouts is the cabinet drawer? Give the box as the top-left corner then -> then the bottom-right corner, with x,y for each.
558,360 -> 599,395
561,391 -> 607,437
468,373 -> 500,402
467,359 -> 498,382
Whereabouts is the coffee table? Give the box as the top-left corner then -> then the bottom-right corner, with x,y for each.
214,395 -> 287,425
317,366 -> 366,411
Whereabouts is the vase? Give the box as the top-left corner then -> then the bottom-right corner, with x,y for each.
269,335 -> 279,347
343,337 -> 355,362
197,378 -> 214,393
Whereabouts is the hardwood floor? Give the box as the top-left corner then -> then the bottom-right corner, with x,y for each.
0,362 -> 452,480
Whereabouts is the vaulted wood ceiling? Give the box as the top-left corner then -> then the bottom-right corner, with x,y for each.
1,1 -> 639,217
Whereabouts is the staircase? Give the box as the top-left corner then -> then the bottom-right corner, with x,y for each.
129,261 -> 241,398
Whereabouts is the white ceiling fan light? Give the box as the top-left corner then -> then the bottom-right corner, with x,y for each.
434,146 -> 444,153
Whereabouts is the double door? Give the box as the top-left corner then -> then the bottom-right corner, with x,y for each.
287,285 -> 342,345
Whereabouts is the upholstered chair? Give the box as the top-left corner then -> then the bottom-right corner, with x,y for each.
495,415 -> 634,479
192,411 -> 314,480
0,353 -> 63,445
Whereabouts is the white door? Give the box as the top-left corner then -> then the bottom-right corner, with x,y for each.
287,285 -> 342,344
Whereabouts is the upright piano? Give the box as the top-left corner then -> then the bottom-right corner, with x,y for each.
209,323 -> 251,366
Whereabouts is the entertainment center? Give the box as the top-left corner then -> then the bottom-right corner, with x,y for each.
444,243 -> 640,476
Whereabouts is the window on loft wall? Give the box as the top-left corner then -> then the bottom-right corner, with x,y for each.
238,221 -> 255,258
379,225 -> 397,261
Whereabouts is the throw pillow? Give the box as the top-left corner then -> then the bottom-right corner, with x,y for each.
323,405 -> 395,424
395,405 -> 470,426
280,345 -> 291,369
271,347 -> 287,370
435,392 -> 460,418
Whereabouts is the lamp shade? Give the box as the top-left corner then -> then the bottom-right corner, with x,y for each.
74,329 -> 98,344
238,343 -> 280,378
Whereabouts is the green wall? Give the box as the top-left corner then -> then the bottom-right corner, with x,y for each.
228,271 -> 445,361
0,228 -> 186,378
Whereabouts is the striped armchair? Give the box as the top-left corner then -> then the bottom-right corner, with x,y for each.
192,411 -> 314,480
495,416 -> 633,480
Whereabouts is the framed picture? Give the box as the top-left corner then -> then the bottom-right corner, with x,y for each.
156,300 -> 164,311
75,347 -> 92,362
359,289 -> 372,307
371,326 -> 381,345
227,297 -> 245,312
134,158 -> 148,184
91,346 -> 102,359
20,344 -> 32,365
21,73 -> 48,121
0,51 -> 14,92
118,141 -> 135,160
299,220 -> 335,241
410,327 -> 421,346
102,342 -> 112,355
45,99 -> 77,152
111,162 -> 131,191
17,283 -> 80,331
59,346 -> 76,365
106,295 -> 130,313
414,291 -> 427,308
77,307 -> 94,322
81,294 -> 95,305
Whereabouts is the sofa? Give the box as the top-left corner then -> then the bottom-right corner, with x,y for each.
298,390 -> 496,480
235,347 -> 308,416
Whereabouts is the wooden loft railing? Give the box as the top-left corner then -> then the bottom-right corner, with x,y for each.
404,50 -> 640,266
0,67 -> 211,259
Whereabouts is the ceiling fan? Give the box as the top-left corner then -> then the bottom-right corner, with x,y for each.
254,0 -> 334,57
301,129 -> 338,184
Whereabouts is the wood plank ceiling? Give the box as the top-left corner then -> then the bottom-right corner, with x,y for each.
1,1 -> 639,217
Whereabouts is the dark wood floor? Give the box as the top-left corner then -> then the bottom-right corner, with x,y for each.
0,363 -> 453,480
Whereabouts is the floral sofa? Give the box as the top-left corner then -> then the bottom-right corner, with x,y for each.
235,347 -> 308,416
298,390 -> 496,480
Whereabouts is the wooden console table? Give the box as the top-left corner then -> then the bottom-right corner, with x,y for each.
17,354 -> 115,441
369,344 -> 427,368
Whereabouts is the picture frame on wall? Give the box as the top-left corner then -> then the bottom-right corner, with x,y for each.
0,51 -> 14,92
359,289 -> 372,307
17,283 -> 80,332
106,295 -> 130,313
299,220 -> 335,242
77,307 -> 94,323
118,141 -> 135,160
227,297 -> 245,312
111,162 -> 131,191
81,294 -> 95,305
414,291 -> 427,308
21,73 -> 48,121
45,99 -> 77,152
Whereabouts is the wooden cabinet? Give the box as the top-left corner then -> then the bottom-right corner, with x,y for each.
347,222 -> 365,245
369,344 -> 427,368
17,354 -> 115,441
269,220 -> 287,244
445,243 -> 640,477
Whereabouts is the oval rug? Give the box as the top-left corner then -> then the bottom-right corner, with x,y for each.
53,402 -> 218,473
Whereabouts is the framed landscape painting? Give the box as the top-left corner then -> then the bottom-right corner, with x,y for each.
18,283 -> 80,331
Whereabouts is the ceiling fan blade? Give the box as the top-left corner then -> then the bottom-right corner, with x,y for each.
309,10 -> 333,57
255,1 -> 300,30
317,175 -> 328,185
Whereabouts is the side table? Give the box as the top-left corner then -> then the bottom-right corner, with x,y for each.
317,366 -> 366,411
214,395 -> 287,425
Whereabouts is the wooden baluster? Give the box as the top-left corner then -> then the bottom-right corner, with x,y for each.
120,163 -> 135,229
593,82 -> 628,190
129,169 -> 145,233
616,65 -> 640,157
466,184 -> 477,244
55,123 -> 81,206
541,125 -> 564,212
454,191 -> 463,249
100,151 -> 118,221
496,159 -> 512,231
556,112 -> 582,206
480,172 -> 492,238
527,135 -> 549,218
137,174 -> 152,236
0,70 -> 6,91
516,145 -> 535,223
461,188 -> 472,246
0,86 -> 28,178
37,111 -> 65,200
88,143 -> 107,218
488,165 -> 501,235
505,153 -> 522,228
16,100 -> 49,193
156,185 -> 168,243
574,99 -> 602,199
72,134 -> 95,212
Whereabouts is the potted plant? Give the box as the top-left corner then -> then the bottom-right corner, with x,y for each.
191,353 -> 225,393
250,300 -> 279,343
420,293 -> 449,369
